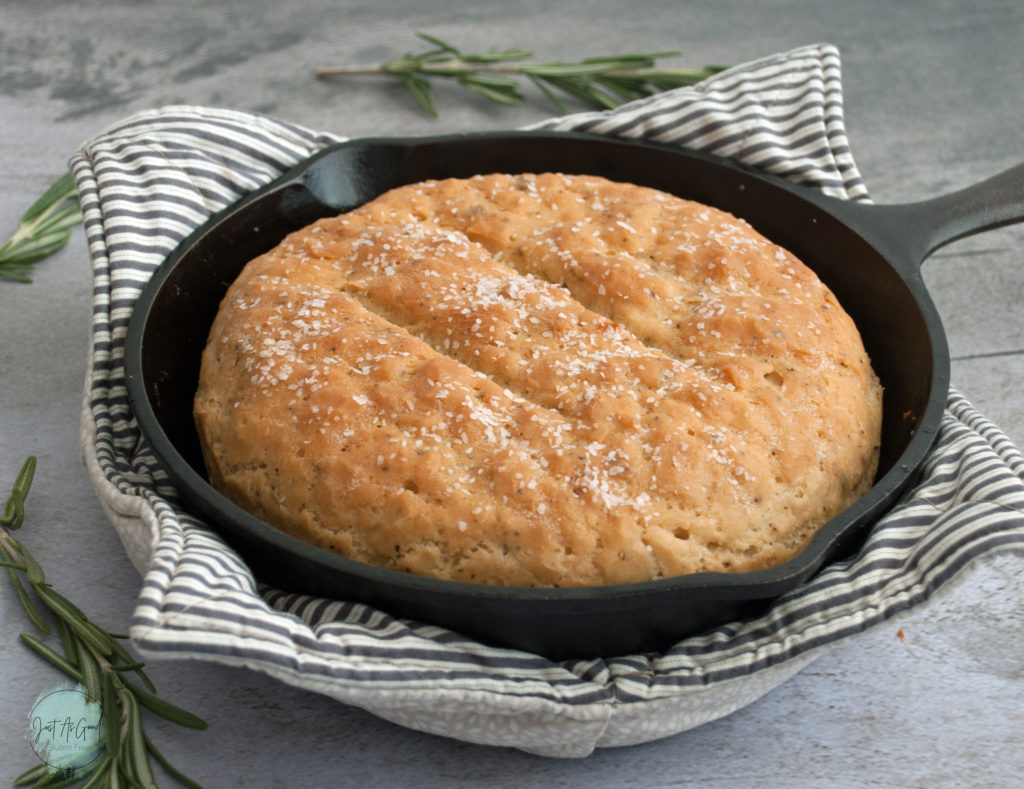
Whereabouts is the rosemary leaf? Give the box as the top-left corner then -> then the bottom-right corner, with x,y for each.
0,173 -> 83,283
540,73 -> 620,110
1,455 -> 35,530
121,677 -> 209,730
461,47 -> 534,64
397,71 -> 438,116
32,202 -> 83,232
12,763 -> 51,787
19,633 -> 84,682
0,266 -> 32,283
31,583 -> 89,626
120,688 -> 160,789
580,50 -> 682,63
457,75 -> 523,105
109,637 -> 157,692
413,32 -> 459,55
78,756 -> 114,789
76,636 -> 105,703
527,75 -> 570,114
414,32 -> 531,64
457,72 -> 522,89
144,734 -> 207,789
21,172 -> 76,224
592,72 -> 654,97
103,672 -> 122,762
2,232 -> 77,267
29,768 -> 83,788
109,661 -> 149,674
7,535 -> 46,585
4,565 -> 52,632
56,617 -> 80,668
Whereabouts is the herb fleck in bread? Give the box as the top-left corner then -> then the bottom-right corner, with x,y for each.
194,173 -> 882,586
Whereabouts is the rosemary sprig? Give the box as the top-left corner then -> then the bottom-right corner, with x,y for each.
2,457 -> 207,788
0,172 -> 84,283
316,32 -> 728,116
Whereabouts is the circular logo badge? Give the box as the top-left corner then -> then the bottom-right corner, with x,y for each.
28,685 -> 104,775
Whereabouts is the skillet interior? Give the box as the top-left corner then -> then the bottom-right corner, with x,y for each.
126,132 -> 948,658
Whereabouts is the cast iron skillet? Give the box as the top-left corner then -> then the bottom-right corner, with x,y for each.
125,131 -> 1024,659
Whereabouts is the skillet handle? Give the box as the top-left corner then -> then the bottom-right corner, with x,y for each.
838,162 -> 1024,269
913,161 -> 1024,256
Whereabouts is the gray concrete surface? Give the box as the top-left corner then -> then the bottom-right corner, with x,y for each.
2,1 -> 1022,786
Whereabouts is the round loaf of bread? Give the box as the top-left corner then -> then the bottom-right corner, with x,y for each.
194,173 -> 882,587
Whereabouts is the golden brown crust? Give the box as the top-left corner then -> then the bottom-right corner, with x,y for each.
194,173 -> 882,587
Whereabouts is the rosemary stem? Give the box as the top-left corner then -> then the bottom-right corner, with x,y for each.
314,34 -> 726,117
317,59 -> 718,80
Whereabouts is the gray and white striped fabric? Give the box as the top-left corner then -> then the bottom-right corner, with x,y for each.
72,43 -> 1024,757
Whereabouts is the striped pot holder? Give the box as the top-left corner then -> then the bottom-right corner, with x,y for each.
71,43 -> 1024,757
